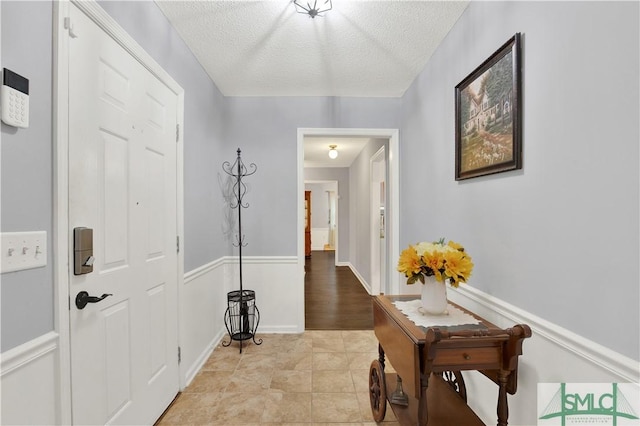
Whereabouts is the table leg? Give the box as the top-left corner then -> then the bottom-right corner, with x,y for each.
497,370 -> 509,426
418,373 -> 430,426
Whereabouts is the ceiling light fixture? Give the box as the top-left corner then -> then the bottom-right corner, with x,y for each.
328,144 -> 338,159
293,0 -> 332,19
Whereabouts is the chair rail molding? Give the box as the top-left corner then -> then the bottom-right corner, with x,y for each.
449,285 -> 639,383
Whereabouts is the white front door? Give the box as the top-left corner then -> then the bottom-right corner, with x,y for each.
68,4 -> 179,424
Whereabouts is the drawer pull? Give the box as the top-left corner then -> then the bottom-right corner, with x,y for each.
463,353 -> 471,360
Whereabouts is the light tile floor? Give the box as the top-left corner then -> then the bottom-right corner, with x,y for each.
157,330 -> 400,425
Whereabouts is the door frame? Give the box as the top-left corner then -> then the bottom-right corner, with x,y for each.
296,128 -> 400,329
370,146 -> 386,295
53,1 -> 185,422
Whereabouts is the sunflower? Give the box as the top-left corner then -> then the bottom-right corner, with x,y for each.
397,246 -> 422,278
443,250 -> 474,287
422,250 -> 445,282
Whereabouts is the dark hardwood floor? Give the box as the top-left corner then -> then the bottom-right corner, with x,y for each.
304,250 -> 373,330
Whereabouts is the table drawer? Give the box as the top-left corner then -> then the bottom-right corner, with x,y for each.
433,346 -> 501,370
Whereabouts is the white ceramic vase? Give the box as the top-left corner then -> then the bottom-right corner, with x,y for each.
420,276 -> 448,315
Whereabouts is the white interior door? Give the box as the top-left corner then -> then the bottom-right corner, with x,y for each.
68,4 -> 179,424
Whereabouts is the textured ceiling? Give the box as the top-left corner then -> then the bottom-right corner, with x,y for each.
155,0 -> 469,97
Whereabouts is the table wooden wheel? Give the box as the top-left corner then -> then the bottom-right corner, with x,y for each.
369,359 -> 387,422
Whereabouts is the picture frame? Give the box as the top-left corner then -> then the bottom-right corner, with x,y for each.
455,33 -> 522,180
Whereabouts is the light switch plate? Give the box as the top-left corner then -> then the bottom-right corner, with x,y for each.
1,231 -> 47,273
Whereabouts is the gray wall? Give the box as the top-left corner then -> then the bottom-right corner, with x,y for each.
1,1 -> 54,352
224,96 -> 400,258
305,167 -> 350,262
400,1 -> 639,359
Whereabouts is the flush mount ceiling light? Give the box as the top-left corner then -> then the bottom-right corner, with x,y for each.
293,0 -> 332,19
328,144 -> 338,159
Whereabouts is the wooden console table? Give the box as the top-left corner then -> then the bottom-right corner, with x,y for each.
369,295 -> 531,426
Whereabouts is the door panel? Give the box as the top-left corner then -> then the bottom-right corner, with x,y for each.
68,4 -> 179,425
147,283 -> 169,388
103,301 -> 132,417
144,148 -> 166,258
101,130 -> 130,269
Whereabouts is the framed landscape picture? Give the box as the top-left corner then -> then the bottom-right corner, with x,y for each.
455,33 -> 522,180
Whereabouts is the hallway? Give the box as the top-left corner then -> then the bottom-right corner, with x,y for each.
304,251 -> 374,330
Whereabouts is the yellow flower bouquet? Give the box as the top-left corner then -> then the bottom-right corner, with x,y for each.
397,238 -> 474,287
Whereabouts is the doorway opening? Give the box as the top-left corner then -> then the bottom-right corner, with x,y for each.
296,128 -> 400,330
304,180 -> 339,260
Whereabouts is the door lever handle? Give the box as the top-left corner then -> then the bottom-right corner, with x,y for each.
75,291 -> 112,310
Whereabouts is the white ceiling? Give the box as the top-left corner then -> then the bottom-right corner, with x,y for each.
155,0 -> 469,97
155,0 -> 469,166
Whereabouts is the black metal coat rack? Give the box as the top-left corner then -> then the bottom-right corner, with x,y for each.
221,148 -> 262,353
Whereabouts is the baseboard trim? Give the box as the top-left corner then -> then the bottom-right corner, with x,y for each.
346,262 -> 371,294
184,329 -> 226,388
449,285 -> 640,383
1,331 -> 58,376
254,325 -> 302,334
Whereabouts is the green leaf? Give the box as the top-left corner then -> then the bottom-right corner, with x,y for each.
418,274 -> 425,284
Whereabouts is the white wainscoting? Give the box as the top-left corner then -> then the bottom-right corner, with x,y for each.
310,228 -> 328,251
0,331 -> 59,425
447,285 -> 640,425
181,258 -> 226,388
224,256 -> 301,334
